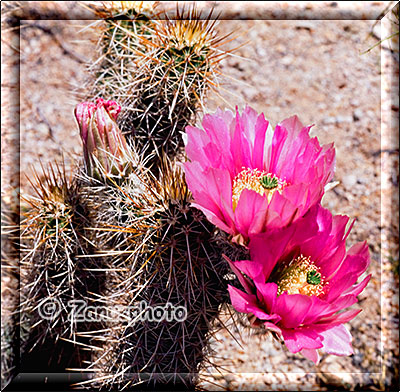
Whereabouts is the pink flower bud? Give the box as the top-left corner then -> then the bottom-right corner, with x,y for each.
75,99 -> 128,180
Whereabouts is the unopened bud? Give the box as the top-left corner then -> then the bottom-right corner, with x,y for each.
74,98 -> 130,181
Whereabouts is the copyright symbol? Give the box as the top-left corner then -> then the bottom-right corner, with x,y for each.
38,298 -> 62,320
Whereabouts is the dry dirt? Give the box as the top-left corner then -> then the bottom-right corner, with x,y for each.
1,1 -> 399,391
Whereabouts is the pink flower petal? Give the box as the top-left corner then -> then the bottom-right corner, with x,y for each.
227,285 -> 258,314
253,281 -> 279,312
282,328 -> 323,353
300,348 -> 320,364
234,259 -> 265,283
228,285 -> 279,322
301,296 -> 338,325
184,163 -> 235,234
325,247 -> 370,301
320,325 -> 354,356
251,111 -> 273,169
263,321 -> 283,335
232,108 -> 253,172
268,123 -> 288,174
264,191 -> 300,229
185,126 -> 214,168
246,303 -> 280,322
317,308 -> 362,326
342,274 -> 371,297
275,293 -> 313,329
223,255 -> 255,295
234,189 -> 269,240
248,230 -> 293,280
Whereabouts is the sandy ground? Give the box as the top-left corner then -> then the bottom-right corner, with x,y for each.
1,1 -> 399,390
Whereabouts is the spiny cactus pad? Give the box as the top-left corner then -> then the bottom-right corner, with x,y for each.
77,156 -> 240,389
87,3 -> 232,171
19,162 -> 101,370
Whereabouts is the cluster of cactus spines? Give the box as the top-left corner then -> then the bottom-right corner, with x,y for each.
77,155 -> 236,390
19,162 -> 101,370
86,2 -> 232,171
1,318 -> 16,390
1,199 -> 20,390
121,5 -> 234,170
85,1 -> 158,102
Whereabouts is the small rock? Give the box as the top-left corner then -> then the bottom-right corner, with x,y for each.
295,21 -> 315,31
352,353 -> 364,366
342,174 -> 357,188
256,47 -> 267,57
322,115 -> 352,125
280,55 -> 294,66
275,44 -> 286,54
335,115 -> 353,123
334,93 -> 343,102
323,116 -> 336,125
353,108 -> 363,121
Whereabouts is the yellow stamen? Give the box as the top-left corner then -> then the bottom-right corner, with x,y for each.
276,255 -> 327,297
231,167 -> 287,211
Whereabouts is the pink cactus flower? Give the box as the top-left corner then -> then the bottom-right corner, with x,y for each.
74,98 -> 128,179
226,205 -> 371,364
183,106 -> 335,243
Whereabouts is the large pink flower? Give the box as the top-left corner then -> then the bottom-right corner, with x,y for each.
183,106 -> 335,243
226,205 -> 371,364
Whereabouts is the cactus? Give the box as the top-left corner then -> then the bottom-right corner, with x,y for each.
120,6 -> 231,165
1,198 -> 19,390
19,161 -> 101,373
16,3 -> 239,389
86,2 -> 233,171
77,154 -> 244,390
85,1 -> 158,102
17,99 -> 133,379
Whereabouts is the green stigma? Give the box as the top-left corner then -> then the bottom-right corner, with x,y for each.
306,270 -> 321,285
259,175 -> 278,190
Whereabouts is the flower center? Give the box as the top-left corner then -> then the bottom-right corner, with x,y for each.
276,255 -> 327,297
232,168 -> 287,211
